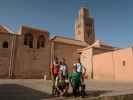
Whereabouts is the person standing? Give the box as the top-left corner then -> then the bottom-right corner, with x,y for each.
52,57 -> 60,81
59,58 -> 68,79
74,59 -> 85,83
69,65 -> 81,96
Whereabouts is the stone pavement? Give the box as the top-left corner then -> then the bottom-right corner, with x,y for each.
0,79 -> 133,100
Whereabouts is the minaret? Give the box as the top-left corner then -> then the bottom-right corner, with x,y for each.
75,7 -> 95,45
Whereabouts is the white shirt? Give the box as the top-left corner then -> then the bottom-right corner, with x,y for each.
60,64 -> 67,76
76,63 -> 82,73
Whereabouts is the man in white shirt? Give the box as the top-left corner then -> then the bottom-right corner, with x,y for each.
74,59 -> 85,83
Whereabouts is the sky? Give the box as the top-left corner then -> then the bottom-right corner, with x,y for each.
0,0 -> 132,48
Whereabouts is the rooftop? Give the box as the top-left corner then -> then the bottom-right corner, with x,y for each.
51,36 -> 88,47
0,25 -> 14,34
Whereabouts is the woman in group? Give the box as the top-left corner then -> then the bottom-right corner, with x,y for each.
52,57 -> 60,95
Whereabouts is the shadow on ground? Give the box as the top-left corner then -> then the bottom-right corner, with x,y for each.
0,84 -> 112,100
86,90 -> 111,97
51,90 -> 111,100
0,84 -> 53,100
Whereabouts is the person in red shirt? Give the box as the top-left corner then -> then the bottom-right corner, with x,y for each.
52,57 -> 60,81
52,57 -> 60,95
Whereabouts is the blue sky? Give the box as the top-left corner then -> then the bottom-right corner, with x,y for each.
0,0 -> 132,47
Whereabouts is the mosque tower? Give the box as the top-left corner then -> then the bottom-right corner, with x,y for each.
75,7 -> 95,45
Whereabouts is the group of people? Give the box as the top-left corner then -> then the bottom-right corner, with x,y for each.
52,57 -> 86,97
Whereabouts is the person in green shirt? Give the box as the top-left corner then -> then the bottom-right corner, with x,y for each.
69,64 -> 81,96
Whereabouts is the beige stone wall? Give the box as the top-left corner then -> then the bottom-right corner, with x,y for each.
93,52 -> 115,80
54,42 -> 84,71
0,33 -> 13,78
80,47 -> 114,80
80,48 -> 93,79
13,28 -> 51,79
114,48 -> 133,80
93,48 -> 133,81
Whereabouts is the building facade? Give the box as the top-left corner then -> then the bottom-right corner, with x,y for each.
0,7 -> 132,80
0,7 -> 93,79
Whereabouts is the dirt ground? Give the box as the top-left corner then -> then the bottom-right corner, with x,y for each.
0,79 -> 133,100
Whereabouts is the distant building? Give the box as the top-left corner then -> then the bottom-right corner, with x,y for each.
0,7 -> 132,80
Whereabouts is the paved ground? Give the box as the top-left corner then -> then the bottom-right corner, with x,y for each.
0,79 -> 133,100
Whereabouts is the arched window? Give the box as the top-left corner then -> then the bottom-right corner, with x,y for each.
2,41 -> 8,48
37,35 -> 45,48
24,33 -> 33,48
